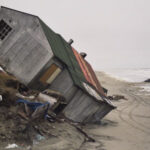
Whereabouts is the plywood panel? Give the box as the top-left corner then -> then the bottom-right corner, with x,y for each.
40,64 -> 58,83
47,68 -> 61,84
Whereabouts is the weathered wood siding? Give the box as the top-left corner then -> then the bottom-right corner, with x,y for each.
63,89 -> 113,123
0,7 -> 53,84
49,69 -> 78,102
84,103 -> 113,123
63,90 -> 99,122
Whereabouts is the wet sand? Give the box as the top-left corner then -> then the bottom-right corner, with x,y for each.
80,72 -> 150,150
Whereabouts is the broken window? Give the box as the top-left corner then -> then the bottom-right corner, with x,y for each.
0,19 -> 12,41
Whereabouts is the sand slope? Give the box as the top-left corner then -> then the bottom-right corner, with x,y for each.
80,72 -> 150,150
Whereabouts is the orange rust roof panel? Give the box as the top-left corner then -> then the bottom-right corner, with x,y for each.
72,47 -> 106,97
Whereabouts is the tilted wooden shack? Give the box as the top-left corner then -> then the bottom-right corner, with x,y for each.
0,6 -> 116,123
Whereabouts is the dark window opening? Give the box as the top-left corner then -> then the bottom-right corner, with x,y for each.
53,103 -> 67,115
0,19 -> 12,41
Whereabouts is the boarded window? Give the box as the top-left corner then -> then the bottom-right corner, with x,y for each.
40,64 -> 61,84
0,19 -> 12,41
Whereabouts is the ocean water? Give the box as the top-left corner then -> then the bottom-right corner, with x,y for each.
102,68 -> 150,92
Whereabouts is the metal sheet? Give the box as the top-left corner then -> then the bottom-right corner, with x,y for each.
72,47 -> 106,97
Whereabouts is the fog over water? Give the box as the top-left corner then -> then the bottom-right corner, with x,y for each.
1,0 -> 150,70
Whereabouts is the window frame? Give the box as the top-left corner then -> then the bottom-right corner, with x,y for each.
0,19 -> 12,42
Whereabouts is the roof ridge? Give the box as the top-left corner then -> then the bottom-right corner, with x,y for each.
1,6 -> 38,18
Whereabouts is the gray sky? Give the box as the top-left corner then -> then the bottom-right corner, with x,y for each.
1,0 -> 150,70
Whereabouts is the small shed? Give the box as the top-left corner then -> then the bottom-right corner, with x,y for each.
0,6 -> 116,123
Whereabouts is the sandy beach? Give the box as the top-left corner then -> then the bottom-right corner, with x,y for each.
23,71 -> 150,150
79,71 -> 150,150
1,71 -> 150,150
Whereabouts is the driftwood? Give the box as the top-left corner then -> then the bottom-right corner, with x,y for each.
72,124 -> 95,142
108,94 -> 127,101
63,118 -> 95,143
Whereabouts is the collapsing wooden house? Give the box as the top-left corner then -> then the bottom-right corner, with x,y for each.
0,6 -> 116,123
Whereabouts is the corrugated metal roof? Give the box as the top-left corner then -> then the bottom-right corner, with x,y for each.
72,48 -> 106,97
85,60 -> 106,97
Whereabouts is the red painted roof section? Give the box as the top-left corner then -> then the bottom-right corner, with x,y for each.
72,47 -> 106,97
